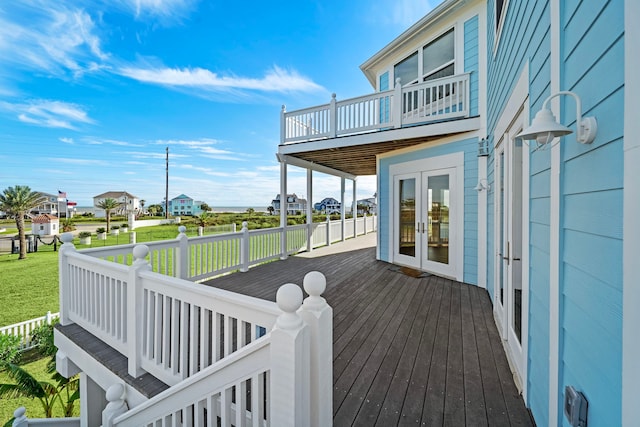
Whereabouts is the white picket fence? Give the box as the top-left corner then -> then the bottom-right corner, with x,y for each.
56,236 -> 332,427
0,311 -> 59,350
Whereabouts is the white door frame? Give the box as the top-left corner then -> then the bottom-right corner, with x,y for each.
389,152 -> 464,281
493,105 -> 529,394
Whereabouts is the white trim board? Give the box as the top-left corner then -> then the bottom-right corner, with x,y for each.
622,0 -> 640,424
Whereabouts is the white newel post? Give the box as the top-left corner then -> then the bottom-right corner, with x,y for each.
299,272 -> 333,427
363,213 -> 368,235
393,77 -> 402,128
59,232 -> 76,326
326,215 -> 331,246
127,245 -> 151,378
102,383 -> 128,427
240,221 -> 249,272
329,93 -> 337,138
270,284 -> 311,427
280,105 -> 286,144
12,407 -> 27,427
175,225 -> 188,280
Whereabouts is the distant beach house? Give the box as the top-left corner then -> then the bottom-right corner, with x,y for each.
313,197 -> 341,214
271,193 -> 307,215
168,194 -> 205,216
93,191 -> 140,216
30,192 -> 61,217
356,197 -> 377,215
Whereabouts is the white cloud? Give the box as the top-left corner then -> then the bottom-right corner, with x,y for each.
59,137 -> 74,144
0,99 -> 94,129
108,0 -> 196,23
369,0 -> 438,28
0,2 -> 108,78
119,65 -> 325,94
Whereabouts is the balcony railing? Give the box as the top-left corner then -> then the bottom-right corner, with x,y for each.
57,234 -> 337,426
281,73 -> 470,144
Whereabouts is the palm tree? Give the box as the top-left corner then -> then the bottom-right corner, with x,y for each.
0,186 -> 45,260
137,199 -> 146,219
96,198 -> 122,232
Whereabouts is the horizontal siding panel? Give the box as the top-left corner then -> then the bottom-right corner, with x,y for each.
530,168 -> 550,199
562,229 -> 622,287
530,222 -> 550,253
563,264 -> 623,339
563,0 -> 620,63
563,189 -> 622,239
529,197 -> 550,225
563,138 -> 623,195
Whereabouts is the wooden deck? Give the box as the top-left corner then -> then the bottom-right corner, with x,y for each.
203,240 -> 535,426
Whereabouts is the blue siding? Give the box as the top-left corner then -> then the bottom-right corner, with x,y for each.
464,16 -> 479,116
488,1 -> 551,424
378,138 -> 478,285
558,1 -> 624,425
379,71 -> 389,91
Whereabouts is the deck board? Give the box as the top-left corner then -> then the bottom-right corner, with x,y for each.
203,245 -> 534,426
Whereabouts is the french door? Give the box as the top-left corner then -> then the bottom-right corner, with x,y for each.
393,167 -> 458,278
494,110 -> 526,384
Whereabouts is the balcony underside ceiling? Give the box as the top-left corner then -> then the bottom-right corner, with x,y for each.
278,116 -> 480,177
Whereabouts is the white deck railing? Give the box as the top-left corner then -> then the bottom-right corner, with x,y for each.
0,311 -> 60,350
79,215 -> 376,282
57,234 -> 333,427
281,73 -> 470,143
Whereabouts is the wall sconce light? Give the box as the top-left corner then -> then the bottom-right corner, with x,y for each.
516,91 -> 597,149
474,179 -> 490,192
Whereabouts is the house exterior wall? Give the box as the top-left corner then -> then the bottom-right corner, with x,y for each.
377,136 -> 478,285
487,0 -> 625,425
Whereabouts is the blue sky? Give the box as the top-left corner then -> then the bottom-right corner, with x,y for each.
0,0 -> 437,208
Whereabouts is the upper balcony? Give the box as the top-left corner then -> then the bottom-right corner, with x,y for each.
279,73 -> 480,176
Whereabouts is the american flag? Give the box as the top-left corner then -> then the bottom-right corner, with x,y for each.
58,190 -> 67,201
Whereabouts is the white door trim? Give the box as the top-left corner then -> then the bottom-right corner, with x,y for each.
389,152 -> 465,281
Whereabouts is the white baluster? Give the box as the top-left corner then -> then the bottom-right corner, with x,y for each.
240,221 -> 249,272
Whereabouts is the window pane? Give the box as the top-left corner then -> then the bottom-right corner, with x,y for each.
394,52 -> 418,85
423,29 -> 455,76
424,63 -> 455,82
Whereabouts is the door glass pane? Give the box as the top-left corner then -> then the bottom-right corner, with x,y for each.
399,178 -> 416,257
427,174 -> 449,264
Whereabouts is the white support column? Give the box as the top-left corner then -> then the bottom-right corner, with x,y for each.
127,245 -> 151,378
280,161 -> 288,260
58,233 -> 76,326
393,78 -> 402,128
270,284 -> 311,426
352,179 -> 357,238
306,168 -> 313,252
340,177 -> 346,242
81,373 -> 108,427
477,154 -> 488,288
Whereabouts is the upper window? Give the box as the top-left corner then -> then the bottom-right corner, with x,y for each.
392,28 -> 455,86
422,28 -> 455,81
394,52 -> 419,86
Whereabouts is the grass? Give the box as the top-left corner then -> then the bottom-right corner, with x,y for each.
0,355 -> 79,424
0,247 -> 59,327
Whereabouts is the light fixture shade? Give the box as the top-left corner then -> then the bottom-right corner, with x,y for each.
516,108 -> 573,141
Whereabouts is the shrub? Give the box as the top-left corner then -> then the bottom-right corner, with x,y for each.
0,334 -> 22,365
121,223 -> 128,228
96,227 -> 106,234
30,320 -> 58,358
78,231 -> 91,238
111,225 -> 120,230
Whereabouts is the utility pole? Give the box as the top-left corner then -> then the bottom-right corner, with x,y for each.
165,146 -> 169,219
